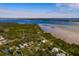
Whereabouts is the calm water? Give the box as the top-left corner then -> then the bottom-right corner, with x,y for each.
0,19 -> 79,26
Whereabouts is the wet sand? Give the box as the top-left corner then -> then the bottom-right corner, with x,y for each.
39,24 -> 79,45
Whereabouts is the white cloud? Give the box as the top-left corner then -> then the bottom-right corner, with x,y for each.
0,8 -> 79,18
56,3 -> 79,9
67,3 -> 79,8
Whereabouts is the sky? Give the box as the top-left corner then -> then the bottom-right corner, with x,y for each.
0,3 -> 79,18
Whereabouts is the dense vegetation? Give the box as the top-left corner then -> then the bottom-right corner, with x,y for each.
0,23 -> 78,56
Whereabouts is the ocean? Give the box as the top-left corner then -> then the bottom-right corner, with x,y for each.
0,19 -> 79,26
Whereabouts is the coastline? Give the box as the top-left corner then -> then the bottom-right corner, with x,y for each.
39,24 -> 79,45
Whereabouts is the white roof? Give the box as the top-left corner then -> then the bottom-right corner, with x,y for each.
0,36 -> 4,40
57,53 -> 66,56
52,47 -> 59,52
23,43 -> 28,47
19,44 -> 25,48
42,39 -> 48,43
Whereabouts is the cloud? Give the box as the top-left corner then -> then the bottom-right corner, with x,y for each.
0,9 -> 35,18
54,3 -> 79,14
65,3 -> 79,8
0,7 -> 79,18
56,3 -> 79,8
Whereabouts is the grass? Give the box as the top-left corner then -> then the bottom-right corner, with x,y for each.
0,23 -> 78,56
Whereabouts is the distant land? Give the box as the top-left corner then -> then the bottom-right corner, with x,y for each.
0,18 -> 79,22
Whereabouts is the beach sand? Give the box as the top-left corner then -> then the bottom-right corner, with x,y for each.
39,24 -> 79,45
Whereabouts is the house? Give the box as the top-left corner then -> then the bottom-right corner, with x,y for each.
0,36 -> 4,41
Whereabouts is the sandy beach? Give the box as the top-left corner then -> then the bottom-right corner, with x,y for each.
39,24 -> 79,45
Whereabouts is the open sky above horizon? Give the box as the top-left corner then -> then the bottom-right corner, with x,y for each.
0,3 -> 79,18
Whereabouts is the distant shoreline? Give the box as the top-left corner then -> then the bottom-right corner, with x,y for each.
0,18 -> 79,22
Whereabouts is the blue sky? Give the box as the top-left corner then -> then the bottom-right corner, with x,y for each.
0,3 -> 79,18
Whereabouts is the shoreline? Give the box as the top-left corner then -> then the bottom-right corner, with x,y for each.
39,24 -> 79,45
